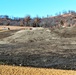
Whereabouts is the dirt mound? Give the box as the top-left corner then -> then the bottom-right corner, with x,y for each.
3,28 -> 59,43
0,27 -> 76,70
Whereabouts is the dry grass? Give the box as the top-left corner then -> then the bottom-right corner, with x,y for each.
0,26 -> 32,30
0,65 -> 76,75
0,26 -> 25,30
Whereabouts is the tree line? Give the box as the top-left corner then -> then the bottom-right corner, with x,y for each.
0,10 -> 76,27
0,15 -> 42,27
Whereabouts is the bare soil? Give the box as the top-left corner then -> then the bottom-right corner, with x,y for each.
0,26 -> 76,70
0,26 -> 26,30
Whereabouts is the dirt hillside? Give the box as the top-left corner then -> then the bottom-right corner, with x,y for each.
0,27 -> 76,70
2,28 -> 59,43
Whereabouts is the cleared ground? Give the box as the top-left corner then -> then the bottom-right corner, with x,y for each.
0,26 -> 27,30
0,26 -> 76,70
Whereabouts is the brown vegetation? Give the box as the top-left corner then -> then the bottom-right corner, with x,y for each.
0,26 -> 32,30
0,11 -> 76,28
0,65 -> 76,75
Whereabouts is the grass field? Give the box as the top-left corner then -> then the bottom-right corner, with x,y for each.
0,65 -> 76,75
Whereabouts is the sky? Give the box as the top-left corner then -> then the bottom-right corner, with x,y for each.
0,0 -> 76,18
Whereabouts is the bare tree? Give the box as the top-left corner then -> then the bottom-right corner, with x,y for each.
24,15 -> 31,26
20,20 -> 24,26
33,16 -> 41,27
